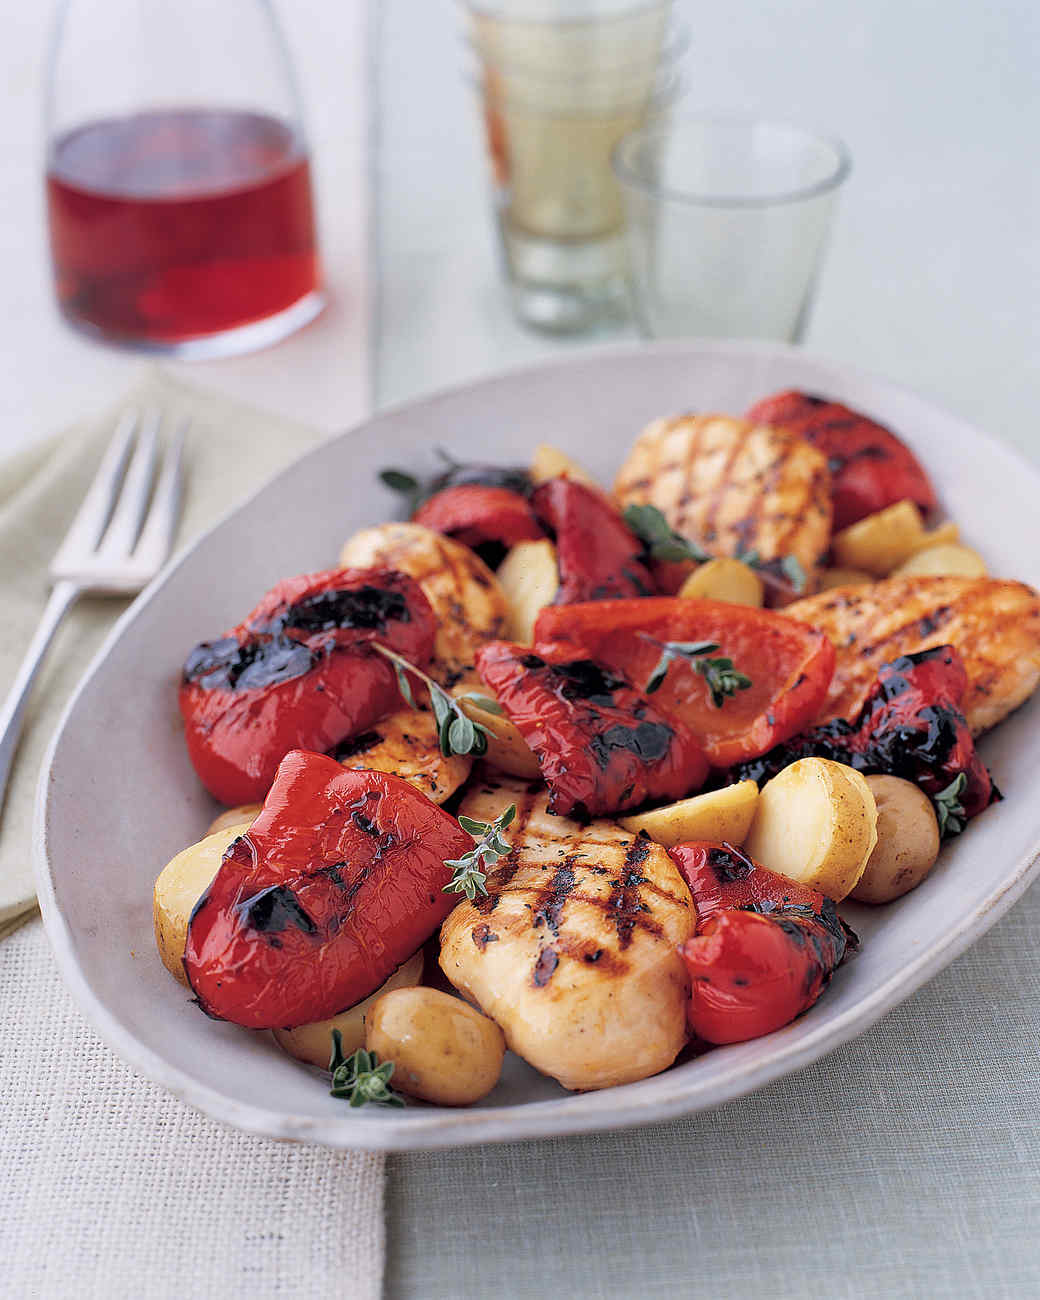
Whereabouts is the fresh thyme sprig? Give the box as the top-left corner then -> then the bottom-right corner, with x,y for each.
640,634 -> 753,707
370,643 -> 502,758
444,804 -> 517,901
623,503 -> 807,592
934,772 -> 968,837
328,1033 -> 404,1108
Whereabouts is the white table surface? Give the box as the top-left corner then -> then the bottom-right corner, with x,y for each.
2,0 -> 1039,1296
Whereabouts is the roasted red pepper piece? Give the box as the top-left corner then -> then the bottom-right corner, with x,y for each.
746,390 -> 937,531
184,751 -> 473,1028
534,598 -> 835,767
728,645 -> 996,829
475,639 -> 709,818
671,840 -> 855,1044
531,477 -> 654,603
411,484 -> 543,552
180,567 -> 436,806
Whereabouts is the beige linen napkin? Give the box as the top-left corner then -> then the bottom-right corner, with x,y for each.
0,367 -> 328,930
0,369 -> 387,1300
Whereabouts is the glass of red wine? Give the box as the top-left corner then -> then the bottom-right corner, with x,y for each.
44,0 -> 324,357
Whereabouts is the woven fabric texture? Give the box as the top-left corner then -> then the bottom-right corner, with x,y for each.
1,921 -> 384,1299
386,875 -> 1040,1300
0,368 -> 327,929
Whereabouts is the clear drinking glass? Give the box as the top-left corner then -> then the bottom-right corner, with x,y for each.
44,0 -> 324,357
613,116 -> 851,341
466,0 -> 682,334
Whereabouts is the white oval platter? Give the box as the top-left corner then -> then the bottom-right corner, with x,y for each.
34,340 -> 1040,1150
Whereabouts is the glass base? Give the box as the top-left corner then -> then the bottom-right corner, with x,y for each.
499,224 -> 630,335
58,288 -> 327,360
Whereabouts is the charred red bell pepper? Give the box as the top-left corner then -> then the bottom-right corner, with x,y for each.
746,390 -> 937,531
180,567 -> 436,806
184,750 -> 473,1028
531,477 -> 655,603
670,840 -> 856,1044
534,598 -> 835,767
412,484 -> 543,553
728,645 -> 996,831
475,639 -> 709,818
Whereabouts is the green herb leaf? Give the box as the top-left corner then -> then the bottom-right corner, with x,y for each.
779,554 -> 808,593
934,772 -> 968,837
458,692 -> 504,715
445,804 -> 517,901
370,644 -> 496,758
379,468 -> 420,497
328,1033 -> 405,1108
640,634 -> 752,707
623,504 -> 712,565
392,661 -> 415,708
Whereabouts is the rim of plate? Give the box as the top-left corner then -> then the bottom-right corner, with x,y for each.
33,337 -> 1040,1150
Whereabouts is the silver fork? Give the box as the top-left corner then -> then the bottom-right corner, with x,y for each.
0,409 -> 185,805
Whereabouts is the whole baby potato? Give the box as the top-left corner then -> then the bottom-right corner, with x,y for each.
272,950 -> 424,1067
850,775 -> 940,904
366,987 -> 505,1106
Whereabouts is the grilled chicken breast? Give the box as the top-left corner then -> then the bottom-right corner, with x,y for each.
787,576 -> 1040,733
440,772 -> 694,1091
613,415 -> 833,585
339,522 -> 508,688
331,705 -> 472,804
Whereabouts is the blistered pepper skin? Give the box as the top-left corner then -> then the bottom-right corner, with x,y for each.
671,840 -> 855,1044
412,484 -> 543,552
534,598 -> 835,767
729,645 -> 995,826
746,390 -> 937,530
179,567 -> 436,806
531,478 -> 654,604
183,751 -> 473,1029
476,639 -> 709,818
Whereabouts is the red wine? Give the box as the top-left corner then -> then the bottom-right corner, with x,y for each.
47,108 -> 320,344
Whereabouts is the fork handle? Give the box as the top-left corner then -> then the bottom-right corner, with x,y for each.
0,580 -> 81,810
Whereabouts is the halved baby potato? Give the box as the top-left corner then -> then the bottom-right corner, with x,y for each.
529,443 -> 598,488
619,781 -> 759,849
153,822 -> 253,984
677,558 -> 764,607
831,500 -> 927,575
454,689 -> 542,779
893,542 -> 987,579
497,538 -> 559,642
744,758 -> 878,900
206,804 -> 262,836
273,950 -> 425,1067
818,567 -> 874,591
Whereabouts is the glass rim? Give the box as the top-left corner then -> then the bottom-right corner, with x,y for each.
463,18 -> 689,77
612,113 -> 852,209
460,0 -> 672,31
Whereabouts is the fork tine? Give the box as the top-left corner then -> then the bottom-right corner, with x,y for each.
132,418 -> 186,571
51,409 -> 138,569
96,409 -> 160,559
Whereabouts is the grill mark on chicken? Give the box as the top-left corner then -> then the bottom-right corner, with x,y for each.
531,858 -> 580,936
607,835 -> 658,950
856,602 -> 958,658
701,424 -> 746,541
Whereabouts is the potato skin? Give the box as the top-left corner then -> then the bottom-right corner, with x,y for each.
831,500 -> 926,575
744,757 -> 878,900
153,823 -> 252,984
272,951 -> 424,1066
205,804 -> 262,836
850,775 -> 940,904
454,689 -> 542,779
894,543 -> 987,579
365,987 -> 505,1106
619,781 -> 759,848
